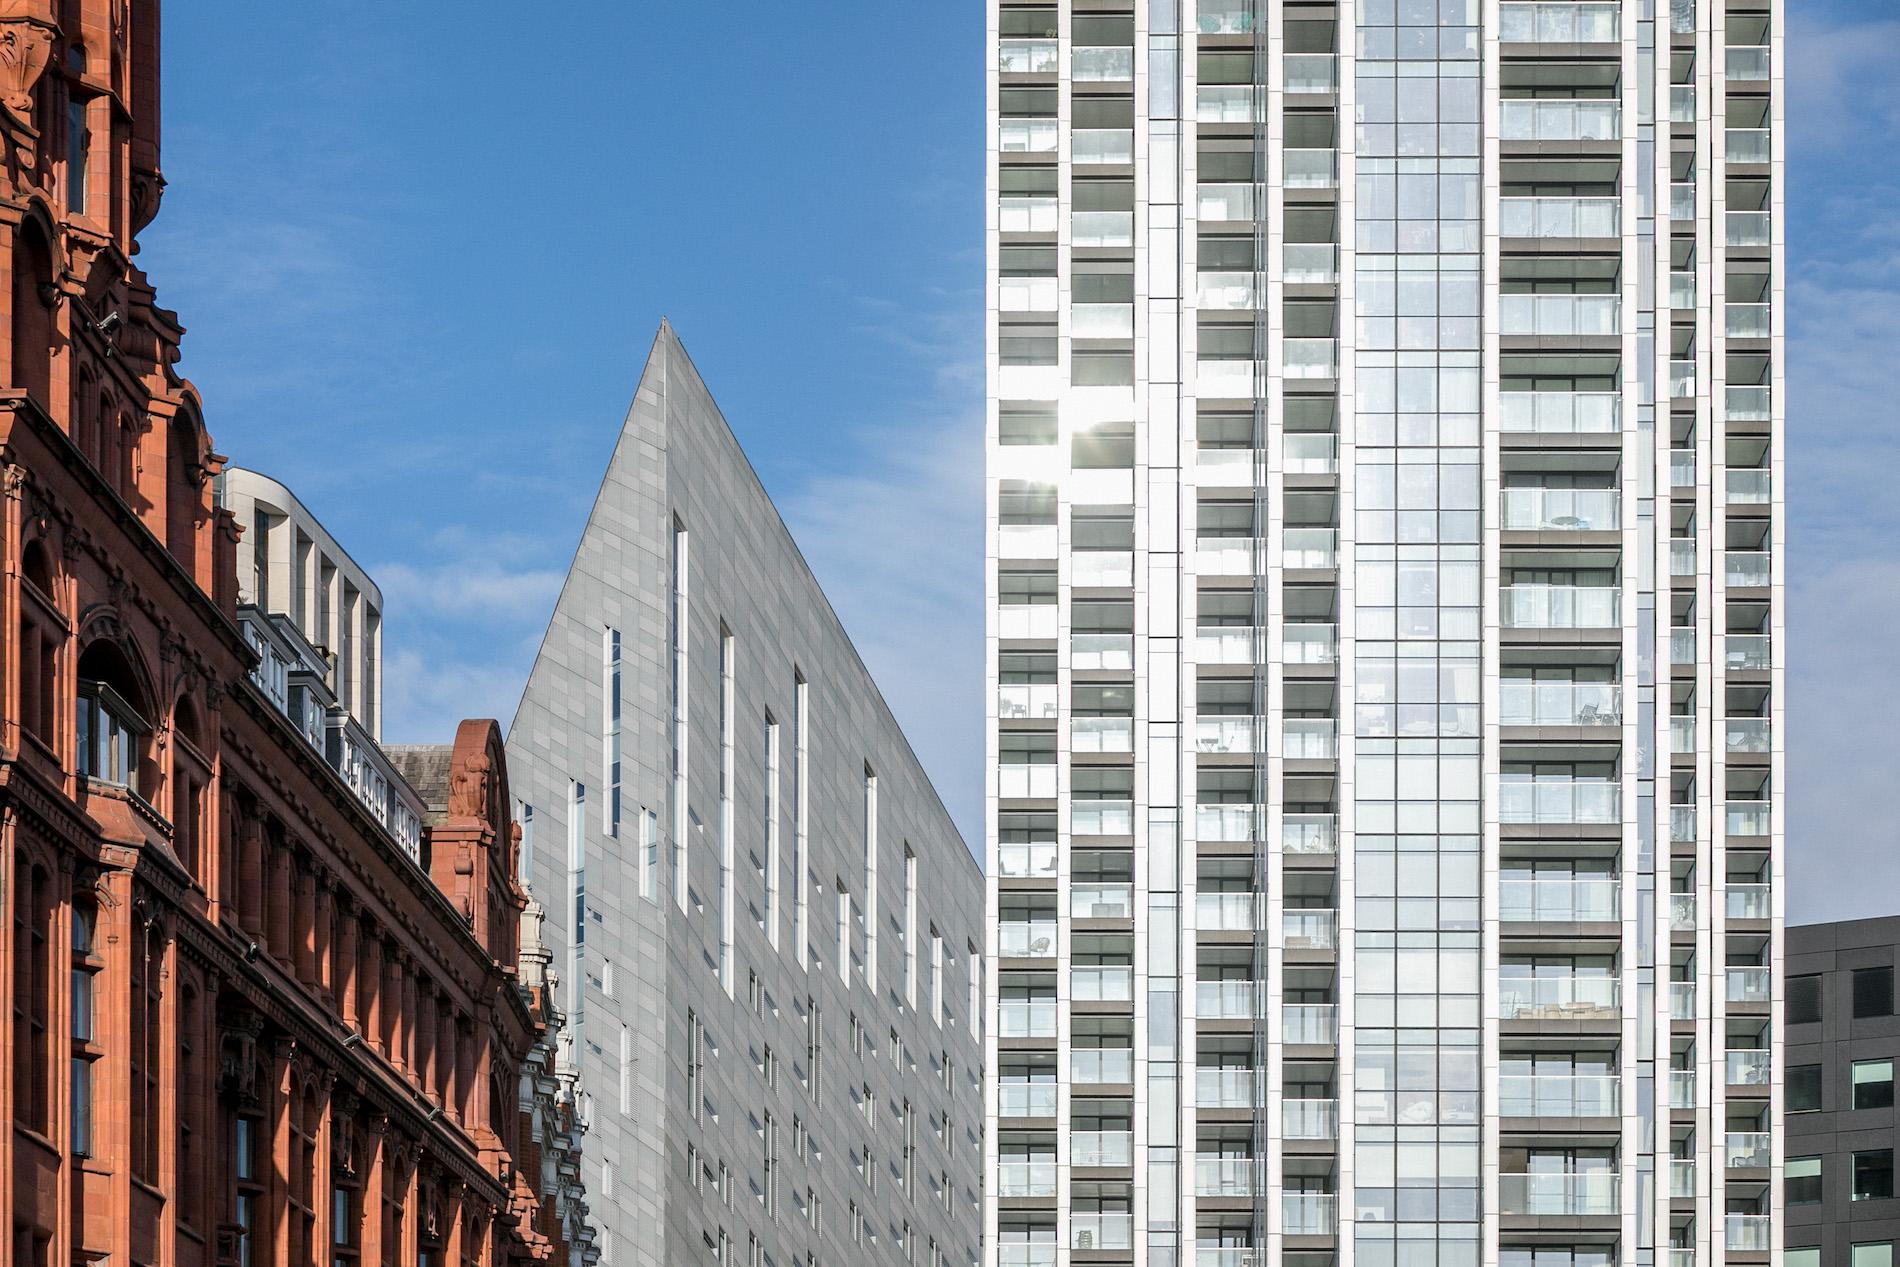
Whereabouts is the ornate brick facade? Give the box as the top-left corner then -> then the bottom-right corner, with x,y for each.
0,5 -> 571,1267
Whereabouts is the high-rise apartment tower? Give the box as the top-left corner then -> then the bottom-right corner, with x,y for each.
983,1 -> 1783,1265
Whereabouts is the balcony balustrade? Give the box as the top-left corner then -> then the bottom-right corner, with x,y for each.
1196,627 -> 1262,667
1727,385 -> 1772,420
1726,1216 -> 1772,1252
998,764 -> 1057,800
1727,45 -> 1770,80
1500,196 -> 1620,238
1283,1193 -> 1337,1235
1197,271 -> 1258,311
1071,1131 -> 1134,1168
998,922 -> 1057,958
1670,714 -> 1695,752
1197,803 -> 1258,843
1726,212 -> 1771,248
1285,243 -> 1339,285
1197,85 -> 1259,124
1000,1248 -> 1057,1267
1285,52 -> 1338,92
1671,361 -> 1696,398
1196,537 -> 1260,576
1727,884 -> 1771,920
1072,715 -> 1134,754
996,997 -> 1058,1039
1197,1066 -> 1258,1109
1499,1 -> 1620,42
998,682 -> 1058,721
998,604 -> 1058,640
1072,302 -> 1135,339
1671,1159 -> 1696,1199
1671,272 -> 1696,308
1668,1069 -> 1696,1109
1727,468 -> 1771,503
1669,982 -> 1696,1020
1285,813 -> 1338,854
1284,909 -> 1338,950
1727,1132 -> 1771,1168
1500,680 -> 1620,727
997,1083 -> 1058,1118
1073,129 -> 1134,165
1195,891 -> 1260,932
1073,965 -> 1135,1002
1500,293 -> 1621,338
1284,1003 -> 1338,1044
1670,90 -> 1696,126
1726,128 -> 1771,163
1498,779 -> 1621,824
1197,979 -> 1259,1020
1074,1048 -> 1135,1084
1500,389 -> 1620,433
1197,359 -> 1260,397
1073,45 -> 1134,81
1501,487 -> 1621,531
1726,635 -> 1770,671
1727,965 -> 1772,1004
1285,623 -> 1339,664
1726,717 -> 1771,754
1727,1049 -> 1771,1085
1072,1214 -> 1133,1251
1198,182 -> 1255,223
1285,338 -> 1338,379
999,117 -> 1058,153
1072,882 -> 1134,920
1284,718 -> 1338,758
996,522 -> 1056,557
1284,528 -> 1338,568
1500,1075 -> 1620,1117
1669,629 -> 1695,665
1197,0 -> 1254,33
1196,1156 -> 1261,1198
1670,449 -> 1696,486
997,40 -> 1059,74
1671,893 -> 1697,929
1072,550 -> 1134,587
1284,1098 -> 1340,1139
1499,1171 -> 1620,1216
1670,539 -> 1696,576
1072,209 -> 1134,248
1499,877 -> 1620,923
996,1159 -> 1058,1198
996,842 -> 1058,879
1000,195 -> 1057,234
1500,975 -> 1620,1020
1286,431 -> 1339,472
1501,584 -> 1620,629
1501,99 -> 1621,142
1726,303 -> 1771,339
1285,149 -> 1338,189
1726,552 -> 1771,588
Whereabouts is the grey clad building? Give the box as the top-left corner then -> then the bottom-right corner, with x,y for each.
1787,919 -> 1900,1267
507,323 -> 986,1267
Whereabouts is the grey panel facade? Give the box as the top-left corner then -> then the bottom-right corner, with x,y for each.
508,323 -> 985,1267
1787,919 -> 1900,1267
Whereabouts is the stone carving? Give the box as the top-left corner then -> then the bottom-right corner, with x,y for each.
449,744 -> 494,820
0,14 -> 53,116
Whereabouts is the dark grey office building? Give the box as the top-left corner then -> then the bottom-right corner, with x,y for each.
1788,918 -> 1900,1267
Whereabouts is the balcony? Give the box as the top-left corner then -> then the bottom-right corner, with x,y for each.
1727,45 -> 1771,80
1285,149 -> 1338,189
1072,550 -> 1133,587
1669,982 -> 1695,1021
1670,715 -> 1695,752
1670,91 -> 1696,127
999,117 -> 1058,154
1198,271 -> 1258,312
998,40 -> 1059,75
1196,1156 -> 1261,1198
1726,1132 -> 1771,1169
1195,446 -> 1258,485
1726,1215 -> 1772,1253
998,998 -> 1057,1038
1500,679 -> 1621,727
1284,528 -> 1338,569
1073,798 -> 1134,835
1727,1049 -> 1770,1086
1500,294 -> 1621,338
1199,182 -> 1255,223
1501,584 -> 1620,629
1197,803 -> 1258,843
1727,883 -> 1771,920
1726,634 -> 1771,670
1726,128 -> 1771,163
1197,0 -> 1255,33
1285,243 -> 1339,285
997,842 -> 1058,879
1499,1171 -> 1619,1216
1726,385 -> 1771,420
1072,715 -> 1134,754
1197,1066 -> 1258,1109
1726,303 -> 1771,339
1501,99 -> 1622,142
1284,718 -> 1337,759
998,922 -> 1057,958
1499,1074 -> 1620,1117
1671,1158 -> 1696,1199
1073,210 -> 1134,248
997,522 -> 1056,557
1725,800 -> 1770,837
1671,361 -> 1696,398
1071,1131 -> 1133,1168
1197,979 -> 1258,1020
1072,302 -> 1135,339
1726,965 -> 1771,1004
1000,195 -> 1057,234
1073,45 -> 1134,81
1499,974 -> 1620,1020
1285,338 -> 1338,379
1499,1 -> 1620,42
998,682 -> 1058,721
1284,1098 -> 1340,1140
1196,891 -> 1260,932
998,1083 -> 1058,1118
1671,892 -> 1696,929
1498,779 -> 1621,825
1671,272 -> 1696,308
1501,390 -> 1620,433
998,764 -> 1057,800
1284,1003 -> 1338,1044
1726,211 -> 1771,249
1285,624 -> 1340,665
1727,468 -> 1771,503
1726,552 -> 1771,588
1196,537 -> 1260,576
1198,85 -> 1259,124
1073,129 -> 1134,165
997,1159 -> 1057,1198
1501,488 -> 1621,532
1287,432 -> 1339,473
1197,359 -> 1260,397
1669,630 -> 1695,666
1074,1048 -> 1134,1084
1668,1069 -> 1695,1109
1072,1214 -> 1133,1251
999,1247 -> 1057,1267
1073,965 -> 1134,1002
1284,909 -> 1338,951
998,604 -> 1058,640
1284,1192 -> 1337,1235
1196,628 -> 1262,667
1072,883 -> 1134,921
1285,813 -> 1338,854
1726,717 -> 1770,755
1499,877 -> 1620,923
1500,196 -> 1620,239
1285,52 -> 1338,93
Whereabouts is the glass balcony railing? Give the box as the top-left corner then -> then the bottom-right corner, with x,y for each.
1285,53 -> 1338,92
1073,129 -> 1134,165
1284,718 -> 1338,758
1196,1156 -> 1261,1198
997,764 -> 1057,799
1197,803 -> 1257,843
998,999 -> 1057,1038
998,40 -> 1059,74
1726,965 -> 1772,1004
997,1083 -> 1058,1118
1727,468 -> 1771,503
1072,715 -> 1134,753
1726,211 -> 1771,248
999,195 -> 1057,234
1500,389 -> 1620,432
1283,1003 -> 1338,1044
1670,714 -> 1695,752
1073,883 -> 1134,920
1284,1098 -> 1340,1139
1072,798 -> 1134,835
1671,892 -> 1696,929
1285,813 -> 1338,854
1717,638 -> 1769,678
1670,89 -> 1696,126
1726,128 -> 1771,163
1499,877 -> 1620,923
1071,1131 -> 1133,1168
1727,1132 -> 1772,1168
1671,1158 -> 1696,1199
1197,271 -> 1257,311
1196,537 -> 1260,576
1725,717 -> 1771,754
998,604 -> 1058,640
1285,623 -> 1339,664
1284,909 -> 1338,950
1197,85 -> 1259,124
1074,1048 -> 1135,1084
1283,1193 -> 1337,1235
999,118 -> 1058,153
1501,584 -> 1620,629
1499,679 -> 1621,726
1197,1066 -> 1257,1109
1072,965 -> 1134,1002
1499,975 -> 1620,1019
1667,539 -> 1694,575
1072,633 -> 1133,671
1727,883 -> 1771,920
1197,979 -> 1258,1020
1197,0 -> 1255,33
999,1246 -> 1058,1267
1500,293 -> 1621,337
1727,1049 -> 1771,1086
1285,242 -> 1339,284
1499,1171 -> 1619,1216
997,682 -> 1058,720
1726,553 -> 1771,588
1669,981 -> 1695,1021
1285,337 -> 1338,378
1669,630 -> 1695,666
1072,302 -> 1135,339
997,1160 -> 1058,1198
1498,1074 -> 1620,1117
1073,45 -> 1134,81
1500,196 -> 1620,238
1499,1 -> 1620,42
1668,1069 -> 1696,1109
1501,99 -> 1622,141
1727,45 -> 1771,80
1500,487 -> 1621,531
996,842 -> 1058,878
1072,550 -> 1133,587
1671,1250 -> 1696,1267
1671,360 -> 1696,398
1194,446 -> 1256,483
1671,271 -> 1696,308
1726,1216 -> 1772,1253
1499,780 -> 1621,824
1285,149 -> 1338,189
1670,0 -> 1694,34
998,922 -> 1057,957
1726,303 -> 1771,339
1071,1214 -> 1133,1251
1196,891 -> 1260,932
1071,209 -> 1134,248
1286,431 -> 1339,472
1284,528 -> 1338,569
1198,182 -> 1255,223
1194,716 -> 1259,754
1727,385 -> 1772,420
999,275 -> 1057,311
1197,359 -> 1260,397
1196,627 -> 1262,666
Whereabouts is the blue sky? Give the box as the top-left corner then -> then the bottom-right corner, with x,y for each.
143,4 -> 1899,919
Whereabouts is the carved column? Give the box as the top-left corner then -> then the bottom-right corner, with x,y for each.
237,812 -> 265,939
357,929 -> 382,1052
312,873 -> 334,1003
384,952 -> 406,1073
292,861 -> 316,984
264,838 -> 292,965
336,902 -> 359,1031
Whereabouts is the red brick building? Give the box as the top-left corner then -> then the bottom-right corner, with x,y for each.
0,5 -> 573,1267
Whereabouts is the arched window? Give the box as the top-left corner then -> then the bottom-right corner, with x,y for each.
75,639 -> 150,793
16,539 -> 60,745
10,219 -> 54,408
10,859 -> 51,1133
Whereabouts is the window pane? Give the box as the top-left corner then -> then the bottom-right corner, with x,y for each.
1789,974 -> 1823,1024
1789,1064 -> 1823,1112
1855,1150 -> 1895,1201
1790,1250 -> 1821,1267
1856,1060 -> 1896,1110
1855,1247 -> 1895,1267
1788,1156 -> 1822,1205
1855,966 -> 1895,1019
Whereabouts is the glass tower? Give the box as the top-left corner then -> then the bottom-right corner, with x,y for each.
983,1 -> 1783,1265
